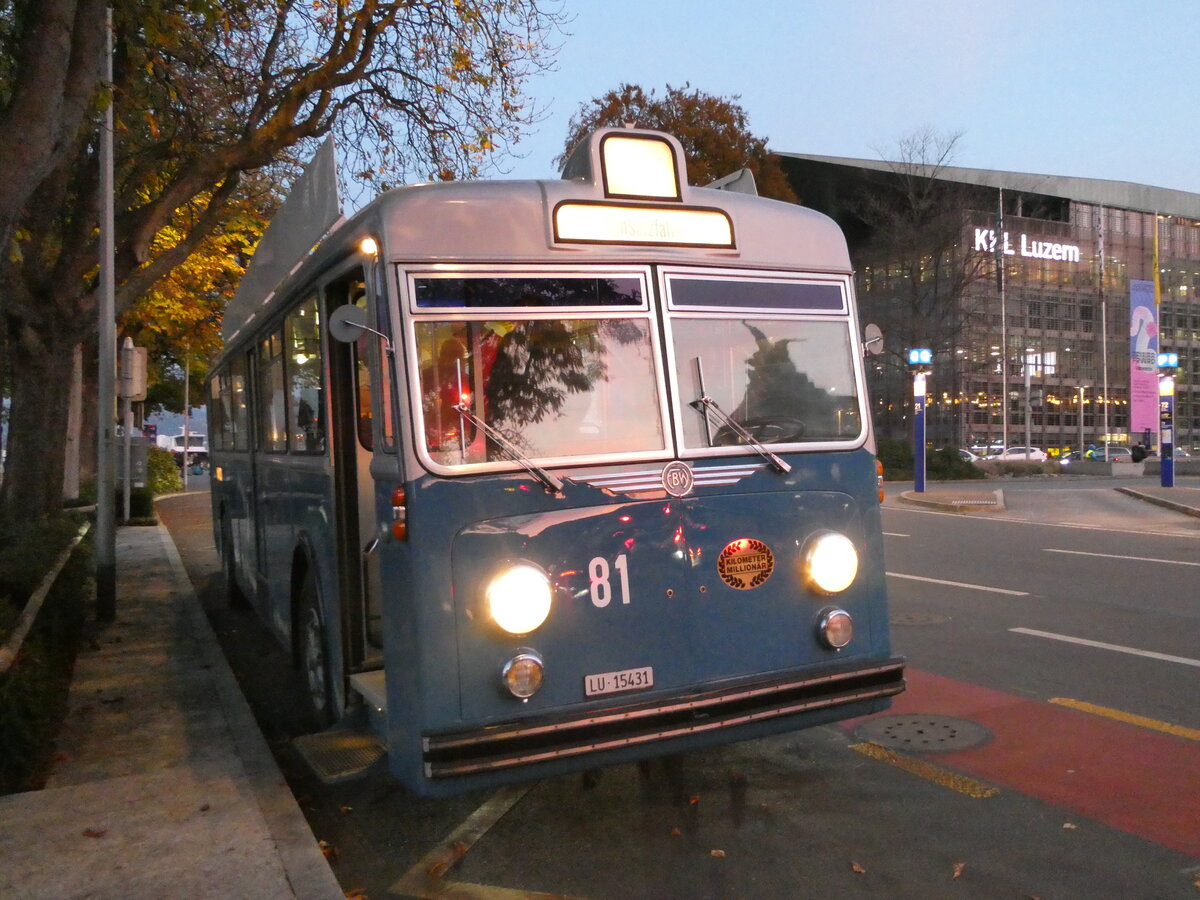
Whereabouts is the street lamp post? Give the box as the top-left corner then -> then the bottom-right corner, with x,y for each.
1078,386 -> 1086,456
909,348 -> 932,493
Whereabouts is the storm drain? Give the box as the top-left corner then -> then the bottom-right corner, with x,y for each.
854,714 -> 992,753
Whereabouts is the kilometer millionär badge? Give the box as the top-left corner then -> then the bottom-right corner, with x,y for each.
716,538 -> 774,590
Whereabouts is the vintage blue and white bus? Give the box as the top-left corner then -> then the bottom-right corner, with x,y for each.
207,128 -> 904,797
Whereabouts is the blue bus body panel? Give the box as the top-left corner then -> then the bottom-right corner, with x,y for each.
379,448 -> 900,793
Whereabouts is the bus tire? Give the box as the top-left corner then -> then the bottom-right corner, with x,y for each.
220,516 -> 248,608
297,569 -> 336,729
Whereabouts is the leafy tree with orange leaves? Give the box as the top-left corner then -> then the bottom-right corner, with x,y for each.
0,0 -> 566,519
557,83 -> 797,203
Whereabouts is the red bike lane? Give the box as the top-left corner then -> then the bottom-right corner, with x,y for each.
845,668 -> 1200,860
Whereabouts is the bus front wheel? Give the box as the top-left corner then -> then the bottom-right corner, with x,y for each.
220,516 -> 247,608
297,571 -> 335,729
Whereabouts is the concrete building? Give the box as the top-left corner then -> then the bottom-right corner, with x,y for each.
777,153 -> 1199,455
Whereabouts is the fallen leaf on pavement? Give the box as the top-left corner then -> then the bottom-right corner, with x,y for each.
319,840 -> 339,862
952,862 -> 966,879
1062,822 -> 1078,830
82,828 -> 107,839
851,861 -> 866,874
711,849 -> 726,858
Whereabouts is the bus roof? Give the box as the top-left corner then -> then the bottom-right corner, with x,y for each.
219,128 -> 852,354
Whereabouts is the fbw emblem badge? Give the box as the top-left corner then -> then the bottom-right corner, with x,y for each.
661,461 -> 694,497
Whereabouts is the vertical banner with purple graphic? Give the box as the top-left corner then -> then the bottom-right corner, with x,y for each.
1129,279 -> 1159,435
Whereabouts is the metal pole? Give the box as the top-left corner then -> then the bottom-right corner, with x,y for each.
913,371 -> 927,493
1099,206 -> 1109,455
121,337 -> 133,521
1078,386 -> 1085,455
182,347 -> 190,489
95,7 -> 116,621
1024,351 -> 1031,451
997,189 -> 1008,452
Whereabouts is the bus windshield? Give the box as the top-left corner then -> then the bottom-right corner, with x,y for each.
415,316 -> 665,465
672,317 -> 862,448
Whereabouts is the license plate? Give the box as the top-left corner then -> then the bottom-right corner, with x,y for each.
584,666 -> 654,697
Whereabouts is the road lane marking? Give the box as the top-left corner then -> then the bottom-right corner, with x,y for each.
1045,548 -> 1200,567
850,741 -> 1000,798
887,572 -> 1029,596
1011,627 -> 1200,668
885,505 -> 1200,538
391,783 -> 591,900
1049,698 -> 1200,742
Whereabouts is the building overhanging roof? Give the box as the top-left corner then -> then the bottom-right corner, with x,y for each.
777,152 -> 1200,221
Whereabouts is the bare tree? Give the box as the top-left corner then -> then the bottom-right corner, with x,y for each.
850,128 -> 994,442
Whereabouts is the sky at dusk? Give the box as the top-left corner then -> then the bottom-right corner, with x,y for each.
488,0 -> 1200,195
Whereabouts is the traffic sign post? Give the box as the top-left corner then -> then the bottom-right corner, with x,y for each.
909,349 -> 931,493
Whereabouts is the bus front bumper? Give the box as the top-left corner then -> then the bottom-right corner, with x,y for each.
423,658 -> 905,778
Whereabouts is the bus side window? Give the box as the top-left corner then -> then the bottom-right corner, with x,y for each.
257,330 -> 287,452
286,296 -> 326,454
230,353 -> 250,451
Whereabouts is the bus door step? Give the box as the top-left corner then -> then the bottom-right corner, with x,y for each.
349,669 -> 388,734
293,728 -> 386,785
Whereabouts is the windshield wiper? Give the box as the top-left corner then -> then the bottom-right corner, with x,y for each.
453,403 -> 564,494
689,396 -> 792,474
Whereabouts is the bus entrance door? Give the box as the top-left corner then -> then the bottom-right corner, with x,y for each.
327,272 -> 385,675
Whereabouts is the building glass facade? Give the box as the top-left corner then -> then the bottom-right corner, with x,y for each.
778,155 -> 1200,455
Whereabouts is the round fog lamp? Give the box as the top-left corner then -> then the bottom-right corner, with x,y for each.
487,563 -> 552,635
817,607 -> 854,649
502,652 -> 545,699
804,531 -> 858,594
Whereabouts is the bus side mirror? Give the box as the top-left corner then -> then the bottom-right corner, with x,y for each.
329,304 -> 369,343
862,323 -> 884,357
328,304 -> 393,355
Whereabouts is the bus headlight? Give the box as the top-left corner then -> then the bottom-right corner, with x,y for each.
501,651 -> 545,699
486,563 -> 552,635
803,531 -> 858,594
817,607 -> 854,649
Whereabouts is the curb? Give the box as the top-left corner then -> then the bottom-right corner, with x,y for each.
1115,487 -> 1200,519
155,523 -> 344,899
897,489 -> 1006,512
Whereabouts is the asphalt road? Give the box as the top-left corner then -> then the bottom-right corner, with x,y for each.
158,479 -> 1200,900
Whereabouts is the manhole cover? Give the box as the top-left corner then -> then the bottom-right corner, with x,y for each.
890,612 -> 950,626
854,715 -> 992,753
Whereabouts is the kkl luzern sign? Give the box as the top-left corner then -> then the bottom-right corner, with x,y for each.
973,228 -> 1082,264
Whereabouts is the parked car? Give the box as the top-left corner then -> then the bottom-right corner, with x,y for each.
997,446 -> 1047,461
969,442 -> 1003,457
958,448 -> 982,463
1100,446 -> 1133,463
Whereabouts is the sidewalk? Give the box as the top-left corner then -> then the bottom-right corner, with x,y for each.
0,523 -> 343,900
893,482 -> 1200,518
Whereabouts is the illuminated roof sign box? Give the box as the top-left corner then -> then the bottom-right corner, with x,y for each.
554,128 -> 735,248
599,133 -> 682,200
554,202 -> 733,247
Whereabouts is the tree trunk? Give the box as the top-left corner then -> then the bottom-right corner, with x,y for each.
77,335 -> 99,486
0,333 -> 75,520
